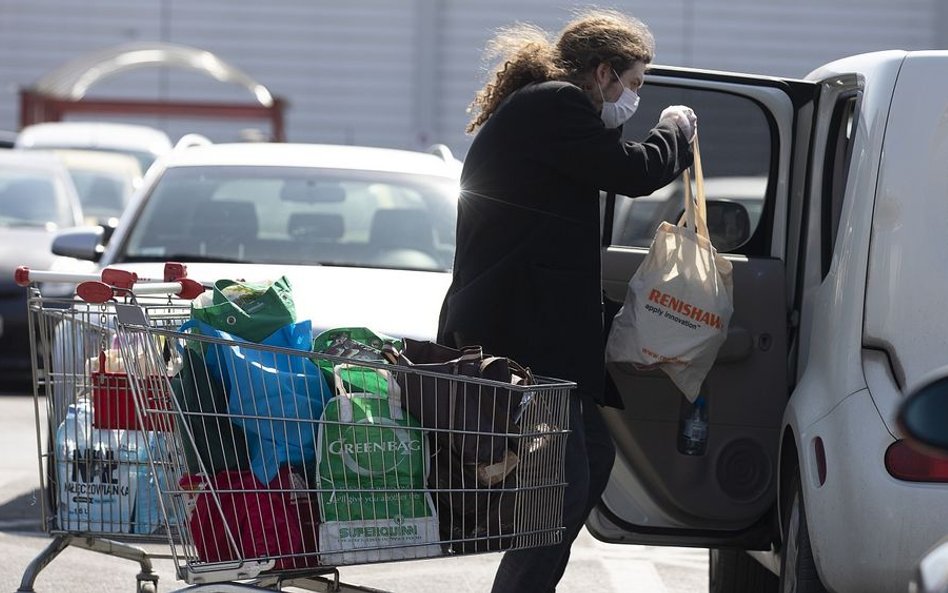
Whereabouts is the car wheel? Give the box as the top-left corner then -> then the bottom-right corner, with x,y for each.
780,474 -> 828,593
710,548 -> 778,592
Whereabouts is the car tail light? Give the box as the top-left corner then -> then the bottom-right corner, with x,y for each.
885,440 -> 948,482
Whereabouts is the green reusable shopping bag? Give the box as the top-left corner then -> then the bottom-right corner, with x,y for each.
191,277 -> 295,343
315,365 -> 441,564
312,327 -> 403,395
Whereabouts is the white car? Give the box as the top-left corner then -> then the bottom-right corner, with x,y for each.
16,121 -> 172,172
52,142 -> 462,340
42,148 -> 143,225
588,49 -> 948,593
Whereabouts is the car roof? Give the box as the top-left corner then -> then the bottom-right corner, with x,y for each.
160,142 -> 462,179
40,148 -> 143,175
0,149 -> 71,173
15,121 -> 173,155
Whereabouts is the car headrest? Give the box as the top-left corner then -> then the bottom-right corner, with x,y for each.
193,200 -> 258,237
287,213 -> 344,241
369,208 -> 434,251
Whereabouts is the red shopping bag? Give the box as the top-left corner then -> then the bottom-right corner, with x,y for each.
185,466 -> 319,570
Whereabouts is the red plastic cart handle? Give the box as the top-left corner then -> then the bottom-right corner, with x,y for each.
76,278 -> 205,303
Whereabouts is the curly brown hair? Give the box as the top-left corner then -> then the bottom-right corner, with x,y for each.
466,9 -> 655,133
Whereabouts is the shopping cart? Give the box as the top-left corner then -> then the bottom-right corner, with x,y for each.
112,301 -> 573,592
17,265 -> 572,593
16,264 -> 204,593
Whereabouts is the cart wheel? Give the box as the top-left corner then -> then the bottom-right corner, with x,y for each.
136,576 -> 158,593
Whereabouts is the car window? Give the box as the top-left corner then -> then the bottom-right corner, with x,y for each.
68,170 -> 131,219
821,93 -> 859,278
121,165 -> 459,271
607,86 -> 773,255
0,168 -> 74,228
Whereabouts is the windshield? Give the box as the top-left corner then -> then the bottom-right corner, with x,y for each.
0,168 -> 74,228
119,165 -> 460,271
68,169 -> 132,220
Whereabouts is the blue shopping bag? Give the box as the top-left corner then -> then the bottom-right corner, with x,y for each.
180,319 -> 331,484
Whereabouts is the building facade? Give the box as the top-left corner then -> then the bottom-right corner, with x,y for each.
0,0 -> 944,158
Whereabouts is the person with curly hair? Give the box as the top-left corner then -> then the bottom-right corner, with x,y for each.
438,9 -> 696,591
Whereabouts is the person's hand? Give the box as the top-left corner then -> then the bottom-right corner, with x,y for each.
659,105 -> 697,142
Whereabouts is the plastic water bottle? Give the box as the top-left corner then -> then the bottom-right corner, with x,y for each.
677,394 -> 709,456
56,398 -> 140,533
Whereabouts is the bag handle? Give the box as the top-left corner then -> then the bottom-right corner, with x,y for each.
680,134 -> 710,240
332,363 -> 403,421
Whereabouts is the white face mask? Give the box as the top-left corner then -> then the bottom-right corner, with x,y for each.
599,70 -> 640,129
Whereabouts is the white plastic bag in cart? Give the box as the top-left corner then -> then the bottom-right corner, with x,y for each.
315,365 -> 441,564
605,137 -> 734,401
55,398 -> 142,533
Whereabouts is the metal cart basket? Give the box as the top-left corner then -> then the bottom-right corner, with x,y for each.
17,265 -> 205,593
111,302 -> 572,590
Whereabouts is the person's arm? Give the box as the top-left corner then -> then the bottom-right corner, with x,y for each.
544,85 -> 693,197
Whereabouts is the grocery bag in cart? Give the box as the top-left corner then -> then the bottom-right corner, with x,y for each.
190,276 -> 296,343
383,339 -> 539,552
315,364 -> 441,564
312,326 -> 403,394
170,347 -> 251,475
184,466 -> 319,570
181,319 -> 332,484
383,338 -> 531,477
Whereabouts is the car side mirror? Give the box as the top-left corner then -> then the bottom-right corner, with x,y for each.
675,200 -> 753,252
51,226 -> 105,262
705,200 -> 752,252
897,376 -> 948,454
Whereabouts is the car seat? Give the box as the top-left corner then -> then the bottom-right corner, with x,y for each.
191,200 -> 259,259
287,213 -> 344,242
368,208 -> 435,253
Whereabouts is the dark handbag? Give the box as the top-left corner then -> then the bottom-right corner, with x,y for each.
383,338 -> 534,468
383,338 -> 537,552
428,396 -> 560,554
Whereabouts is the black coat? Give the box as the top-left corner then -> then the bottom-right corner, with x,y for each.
438,80 -> 693,407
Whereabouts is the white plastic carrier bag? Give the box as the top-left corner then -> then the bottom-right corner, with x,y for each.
605,136 -> 734,401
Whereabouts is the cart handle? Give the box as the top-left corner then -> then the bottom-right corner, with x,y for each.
76,278 -> 205,303
14,262 -> 190,288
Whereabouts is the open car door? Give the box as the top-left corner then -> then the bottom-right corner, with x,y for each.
591,66 -> 818,550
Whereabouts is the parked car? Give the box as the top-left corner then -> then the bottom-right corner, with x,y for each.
0,151 -> 87,385
41,149 -> 142,226
51,142 -> 462,340
0,130 -> 16,149
15,121 -> 172,172
586,49 -> 948,593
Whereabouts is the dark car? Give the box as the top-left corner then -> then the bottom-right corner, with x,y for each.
0,130 -> 16,149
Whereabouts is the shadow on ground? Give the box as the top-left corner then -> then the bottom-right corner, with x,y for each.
0,490 -> 44,532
